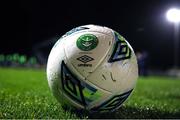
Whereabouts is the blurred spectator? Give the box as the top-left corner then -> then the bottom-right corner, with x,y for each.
136,51 -> 149,76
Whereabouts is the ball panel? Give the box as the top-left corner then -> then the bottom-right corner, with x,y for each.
64,31 -> 113,78
47,39 -> 65,90
86,33 -> 138,93
60,60 -> 112,110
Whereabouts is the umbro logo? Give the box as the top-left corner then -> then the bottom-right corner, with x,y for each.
77,55 -> 94,63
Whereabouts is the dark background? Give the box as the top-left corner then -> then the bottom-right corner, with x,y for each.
1,0 -> 180,69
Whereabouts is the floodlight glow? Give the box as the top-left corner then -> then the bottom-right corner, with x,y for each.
166,8 -> 180,23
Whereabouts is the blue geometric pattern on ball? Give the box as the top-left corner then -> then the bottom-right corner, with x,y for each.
108,32 -> 131,62
91,89 -> 133,112
61,61 -> 98,106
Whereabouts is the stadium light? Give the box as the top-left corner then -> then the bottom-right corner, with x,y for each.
166,8 -> 180,69
166,8 -> 180,23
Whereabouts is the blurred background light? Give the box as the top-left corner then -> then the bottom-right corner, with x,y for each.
166,8 -> 180,23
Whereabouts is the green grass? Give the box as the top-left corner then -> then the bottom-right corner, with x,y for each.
0,67 -> 180,119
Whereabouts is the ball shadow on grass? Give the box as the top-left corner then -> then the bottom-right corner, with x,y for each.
63,105 -> 180,119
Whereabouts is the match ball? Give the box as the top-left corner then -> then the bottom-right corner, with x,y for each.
46,24 -> 138,112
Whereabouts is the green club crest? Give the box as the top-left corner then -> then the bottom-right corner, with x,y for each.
76,34 -> 98,51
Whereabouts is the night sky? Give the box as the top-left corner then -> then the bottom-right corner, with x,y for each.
1,0 -> 180,69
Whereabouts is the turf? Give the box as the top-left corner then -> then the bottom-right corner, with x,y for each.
0,67 -> 180,119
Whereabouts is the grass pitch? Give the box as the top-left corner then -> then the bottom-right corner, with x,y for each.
0,67 -> 180,119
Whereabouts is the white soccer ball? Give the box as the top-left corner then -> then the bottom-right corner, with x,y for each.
46,24 -> 138,112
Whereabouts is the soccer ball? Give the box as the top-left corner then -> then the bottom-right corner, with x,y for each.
46,24 -> 138,112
